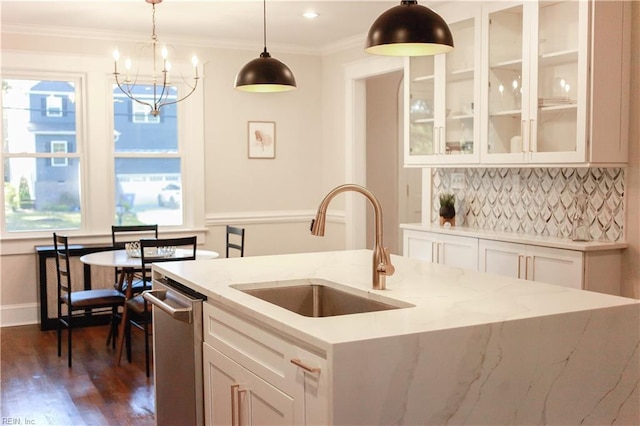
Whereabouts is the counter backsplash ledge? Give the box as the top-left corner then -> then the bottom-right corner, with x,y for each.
432,168 -> 624,242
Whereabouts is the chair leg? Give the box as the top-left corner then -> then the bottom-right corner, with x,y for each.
67,311 -> 72,368
125,320 -> 132,363
144,321 -> 150,377
57,319 -> 62,358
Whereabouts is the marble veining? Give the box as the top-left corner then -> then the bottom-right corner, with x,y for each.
156,250 -> 639,425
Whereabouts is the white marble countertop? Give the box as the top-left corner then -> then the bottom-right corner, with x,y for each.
154,250 -> 637,351
400,223 -> 628,251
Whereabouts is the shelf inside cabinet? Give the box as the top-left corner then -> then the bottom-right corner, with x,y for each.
490,58 -> 523,71
447,68 -> 474,82
412,118 -> 435,124
447,113 -> 474,120
413,74 -> 435,83
539,49 -> 579,67
489,109 -> 522,118
538,103 -> 577,112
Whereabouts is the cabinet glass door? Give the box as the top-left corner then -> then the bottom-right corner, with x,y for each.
408,56 -> 436,158
444,18 -> 477,158
486,4 -> 525,158
532,0 -> 583,159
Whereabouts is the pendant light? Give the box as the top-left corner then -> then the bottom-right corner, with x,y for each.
234,0 -> 297,92
365,0 -> 454,57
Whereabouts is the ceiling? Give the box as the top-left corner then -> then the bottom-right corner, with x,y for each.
0,0 -> 410,54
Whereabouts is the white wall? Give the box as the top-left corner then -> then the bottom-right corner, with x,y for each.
0,31 -> 363,325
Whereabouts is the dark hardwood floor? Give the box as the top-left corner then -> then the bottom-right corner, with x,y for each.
1,324 -> 154,425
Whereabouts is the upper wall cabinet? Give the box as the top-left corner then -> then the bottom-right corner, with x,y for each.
405,0 -> 630,168
481,0 -> 630,166
404,3 -> 482,166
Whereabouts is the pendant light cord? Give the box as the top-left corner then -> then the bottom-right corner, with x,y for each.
262,0 -> 268,54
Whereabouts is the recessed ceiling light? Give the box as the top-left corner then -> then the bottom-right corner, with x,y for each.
303,11 -> 319,19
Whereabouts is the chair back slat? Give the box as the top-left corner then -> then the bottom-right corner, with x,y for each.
53,233 -> 72,294
140,236 -> 198,282
226,225 -> 245,258
111,225 -> 158,249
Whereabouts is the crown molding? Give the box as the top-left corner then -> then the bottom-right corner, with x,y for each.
1,23 -> 360,56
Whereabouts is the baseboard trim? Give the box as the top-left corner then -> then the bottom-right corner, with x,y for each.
1,303 -> 39,328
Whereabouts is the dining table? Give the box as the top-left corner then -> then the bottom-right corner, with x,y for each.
79,248 -> 219,365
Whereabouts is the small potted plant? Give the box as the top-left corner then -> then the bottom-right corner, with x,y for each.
439,193 -> 456,226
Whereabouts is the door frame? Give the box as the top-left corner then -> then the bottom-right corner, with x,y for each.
344,56 -> 404,248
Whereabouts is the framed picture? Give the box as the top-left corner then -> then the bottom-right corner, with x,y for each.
248,121 -> 276,159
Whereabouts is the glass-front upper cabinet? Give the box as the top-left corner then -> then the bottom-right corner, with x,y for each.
482,1 -> 586,164
404,3 -> 481,166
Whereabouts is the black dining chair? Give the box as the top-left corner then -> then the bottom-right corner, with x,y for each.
226,225 -> 245,257
120,236 -> 198,377
54,233 -> 125,367
111,224 -> 158,293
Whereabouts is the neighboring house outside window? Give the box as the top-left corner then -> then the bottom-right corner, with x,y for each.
113,86 -> 183,227
1,78 -> 81,232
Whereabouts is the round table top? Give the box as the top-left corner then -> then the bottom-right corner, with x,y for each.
80,248 -> 219,268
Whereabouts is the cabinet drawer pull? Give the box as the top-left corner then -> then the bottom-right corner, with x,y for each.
231,384 -> 239,426
291,358 -> 321,374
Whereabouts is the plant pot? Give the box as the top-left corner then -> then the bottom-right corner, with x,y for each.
439,206 -> 455,227
439,205 -> 455,219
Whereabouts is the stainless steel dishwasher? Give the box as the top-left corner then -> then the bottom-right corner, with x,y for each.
143,277 -> 206,426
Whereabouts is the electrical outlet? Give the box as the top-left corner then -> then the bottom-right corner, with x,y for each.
451,173 -> 465,189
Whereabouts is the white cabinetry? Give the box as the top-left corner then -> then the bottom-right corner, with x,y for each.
402,226 -> 623,294
204,343 -> 294,425
403,229 -> 479,271
202,302 -> 328,426
481,0 -> 629,165
478,239 -> 583,289
406,0 -> 630,167
405,3 -> 481,166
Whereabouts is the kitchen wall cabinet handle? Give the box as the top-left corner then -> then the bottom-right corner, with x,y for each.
521,120 -> 527,153
291,358 -> 321,374
529,119 -> 535,153
525,256 -> 531,280
517,255 -> 523,278
143,289 -> 192,324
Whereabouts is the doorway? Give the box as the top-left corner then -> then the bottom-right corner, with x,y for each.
344,57 -> 422,254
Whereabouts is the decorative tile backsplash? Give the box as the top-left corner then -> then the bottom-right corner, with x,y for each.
432,168 -> 625,242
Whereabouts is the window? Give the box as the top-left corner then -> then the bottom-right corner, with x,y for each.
45,94 -> 63,117
2,78 -> 81,232
131,100 -> 160,124
113,84 -> 182,227
50,140 -> 69,167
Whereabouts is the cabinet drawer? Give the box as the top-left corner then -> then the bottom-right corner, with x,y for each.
204,302 -> 293,393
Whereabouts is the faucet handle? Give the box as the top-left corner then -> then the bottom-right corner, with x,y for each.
378,247 -> 395,276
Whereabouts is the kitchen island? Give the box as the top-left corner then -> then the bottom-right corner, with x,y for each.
154,249 -> 639,425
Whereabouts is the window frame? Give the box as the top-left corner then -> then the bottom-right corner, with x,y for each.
0,50 -> 205,243
50,140 -> 69,167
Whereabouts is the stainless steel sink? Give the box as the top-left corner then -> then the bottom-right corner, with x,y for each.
231,279 -> 412,317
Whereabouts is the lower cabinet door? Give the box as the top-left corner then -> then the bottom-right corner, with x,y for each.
479,240 -> 584,289
204,343 -> 294,426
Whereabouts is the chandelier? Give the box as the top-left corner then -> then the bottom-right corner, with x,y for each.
112,0 -> 199,116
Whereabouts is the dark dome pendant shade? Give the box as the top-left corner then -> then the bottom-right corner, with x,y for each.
234,0 -> 297,92
365,0 -> 454,57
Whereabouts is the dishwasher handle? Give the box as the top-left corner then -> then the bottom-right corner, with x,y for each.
143,289 -> 193,324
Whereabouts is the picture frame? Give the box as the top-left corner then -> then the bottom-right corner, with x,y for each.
248,121 -> 276,159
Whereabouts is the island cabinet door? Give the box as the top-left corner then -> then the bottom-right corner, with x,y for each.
203,342 -> 294,426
